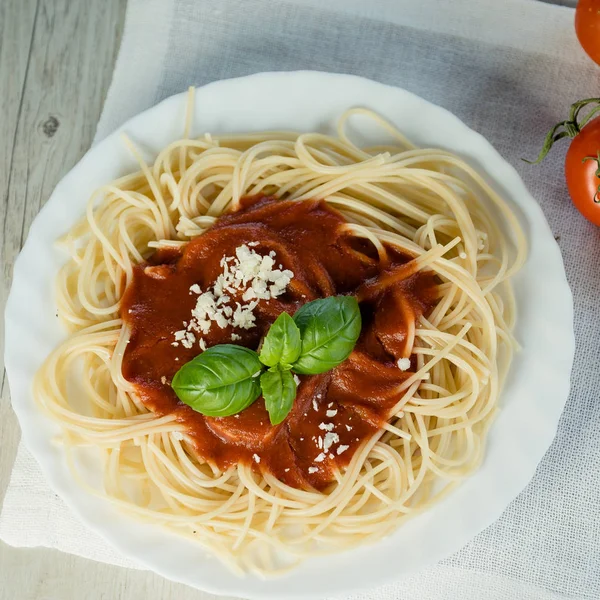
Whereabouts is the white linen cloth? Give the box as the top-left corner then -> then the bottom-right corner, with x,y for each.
2,0 -> 599,598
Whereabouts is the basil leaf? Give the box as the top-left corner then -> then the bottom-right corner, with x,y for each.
171,345 -> 263,417
259,311 -> 301,368
260,368 -> 297,425
292,296 -> 362,375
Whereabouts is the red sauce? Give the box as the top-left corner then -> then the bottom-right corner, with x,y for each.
121,197 -> 436,490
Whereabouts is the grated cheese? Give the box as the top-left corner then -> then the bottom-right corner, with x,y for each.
253,454 -> 261,463
322,432 -> 339,453
308,467 -> 319,474
397,357 -> 411,371
172,330 -> 196,349
173,243 -> 293,349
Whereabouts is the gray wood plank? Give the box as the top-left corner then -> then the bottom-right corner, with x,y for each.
0,544 -> 240,600
0,0 -> 39,501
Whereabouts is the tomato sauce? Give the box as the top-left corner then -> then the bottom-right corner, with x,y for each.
121,197 -> 436,490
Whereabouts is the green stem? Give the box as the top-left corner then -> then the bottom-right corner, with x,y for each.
524,98 -> 600,164
582,152 -> 600,203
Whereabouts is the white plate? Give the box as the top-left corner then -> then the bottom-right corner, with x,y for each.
4,71 -> 574,599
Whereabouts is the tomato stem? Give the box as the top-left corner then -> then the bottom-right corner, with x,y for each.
582,152 -> 600,203
524,98 -> 600,164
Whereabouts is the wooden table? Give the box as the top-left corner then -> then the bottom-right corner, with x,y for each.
0,0 -> 579,598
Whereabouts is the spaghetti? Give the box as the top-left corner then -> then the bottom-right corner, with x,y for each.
34,89 -> 526,574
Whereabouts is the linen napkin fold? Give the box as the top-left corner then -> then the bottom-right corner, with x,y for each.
2,0 -> 599,598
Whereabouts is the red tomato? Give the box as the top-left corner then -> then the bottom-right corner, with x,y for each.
575,0 -> 600,65
564,117 -> 600,225
529,99 -> 600,225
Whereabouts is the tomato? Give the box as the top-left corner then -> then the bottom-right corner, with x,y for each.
528,98 -> 600,225
575,0 -> 600,65
565,117 -> 600,225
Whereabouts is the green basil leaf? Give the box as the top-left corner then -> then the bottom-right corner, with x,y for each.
260,368 -> 297,425
259,311 -> 301,368
292,295 -> 362,375
171,344 -> 263,417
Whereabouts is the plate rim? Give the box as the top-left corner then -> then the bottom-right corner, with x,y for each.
4,70 -> 575,599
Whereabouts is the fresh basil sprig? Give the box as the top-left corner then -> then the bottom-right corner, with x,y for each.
259,312 -> 301,368
171,345 -> 262,417
260,368 -> 297,425
171,296 -> 361,424
292,296 -> 362,374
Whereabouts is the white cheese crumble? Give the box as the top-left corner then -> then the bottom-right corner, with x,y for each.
253,454 -> 261,464
308,466 -> 319,474
160,376 -> 167,385
171,330 -> 196,349
314,453 -> 326,463
397,357 -> 411,371
312,399 -> 319,411
318,422 -> 334,432
337,445 -> 349,455
326,409 -> 337,418
293,374 -> 300,386
173,243 -> 293,349
322,432 -> 339,453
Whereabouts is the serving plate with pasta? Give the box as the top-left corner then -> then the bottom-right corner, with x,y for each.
4,71 -> 574,598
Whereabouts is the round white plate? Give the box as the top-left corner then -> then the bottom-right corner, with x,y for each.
5,71 -> 574,599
